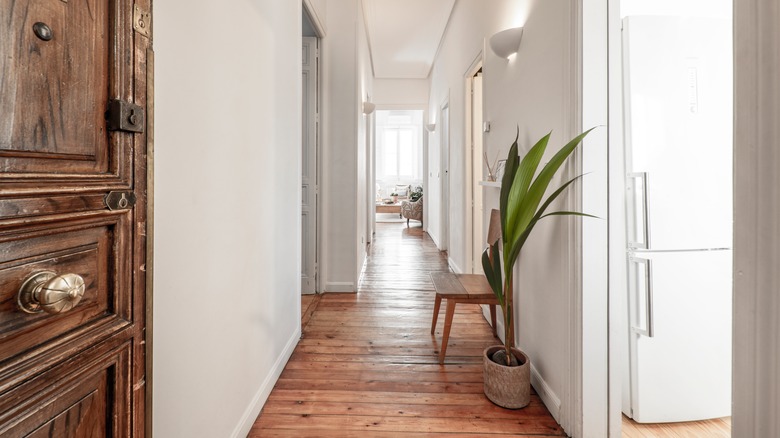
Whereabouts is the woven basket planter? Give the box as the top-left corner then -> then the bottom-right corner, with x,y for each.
483,345 -> 531,409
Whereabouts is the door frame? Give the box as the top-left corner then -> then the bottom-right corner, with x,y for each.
464,54 -> 484,274
146,46 -> 156,438
574,0 -> 610,436
439,99 -> 450,253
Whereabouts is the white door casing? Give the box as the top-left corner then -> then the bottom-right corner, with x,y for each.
471,72 -> 484,274
440,102 -> 450,252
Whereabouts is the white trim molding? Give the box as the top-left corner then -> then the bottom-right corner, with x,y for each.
733,0 -> 780,436
231,328 -> 301,438
324,282 -> 356,293
448,257 -> 463,274
568,0 -> 610,437
302,0 -> 327,37
531,364 -> 563,423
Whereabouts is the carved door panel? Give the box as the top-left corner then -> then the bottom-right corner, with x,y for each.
0,0 -> 150,436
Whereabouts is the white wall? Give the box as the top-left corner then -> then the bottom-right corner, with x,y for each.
153,1 -> 302,437
356,0 -> 373,282
321,0 -> 358,292
373,79 -> 430,107
428,0 -> 582,432
319,0 -> 373,292
622,0 -> 731,17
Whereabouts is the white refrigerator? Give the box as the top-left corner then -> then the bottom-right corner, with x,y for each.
622,15 -> 732,423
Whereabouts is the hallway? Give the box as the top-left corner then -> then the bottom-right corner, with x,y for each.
251,223 -> 566,436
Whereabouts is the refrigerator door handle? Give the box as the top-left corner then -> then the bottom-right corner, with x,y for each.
630,256 -> 655,338
627,172 -> 650,249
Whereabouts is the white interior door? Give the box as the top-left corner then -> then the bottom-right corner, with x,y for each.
301,37 -> 318,294
471,73 -> 484,274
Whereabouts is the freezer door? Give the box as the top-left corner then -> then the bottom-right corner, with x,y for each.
623,16 -> 732,250
627,250 -> 731,423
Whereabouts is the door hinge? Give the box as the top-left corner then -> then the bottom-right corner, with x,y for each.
106,99 -> 145,133
133,5 -> 151,38
105,191 -> 137,210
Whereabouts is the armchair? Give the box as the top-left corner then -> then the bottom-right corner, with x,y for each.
400,196 -> 423,227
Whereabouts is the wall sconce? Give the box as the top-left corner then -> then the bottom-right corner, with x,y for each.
425,123 -> 436,132
362,101 -> 376,115
489,27 -> 524,59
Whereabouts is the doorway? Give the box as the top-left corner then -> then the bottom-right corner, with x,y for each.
373,110 -> 424,226
466,61 -> 484,274
301,7 -> 321,295
609,1 -> 734,436
439,102 -> 450,252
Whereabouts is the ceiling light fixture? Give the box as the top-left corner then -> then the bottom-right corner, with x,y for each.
489,27 -> 524,59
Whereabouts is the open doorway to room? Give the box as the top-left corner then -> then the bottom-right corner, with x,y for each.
465,60 -> 484,275
301,5 -> 322,304
609,1 -> 733,436
373,110 -> 425,228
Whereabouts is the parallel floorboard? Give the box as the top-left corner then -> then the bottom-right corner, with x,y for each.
251,223 -> 567,436
622,415 -> 731,438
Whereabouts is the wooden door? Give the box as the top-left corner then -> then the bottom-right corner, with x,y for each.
0,0 -> 150,436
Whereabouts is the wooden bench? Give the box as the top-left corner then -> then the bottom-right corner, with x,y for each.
430,272 -> 498,364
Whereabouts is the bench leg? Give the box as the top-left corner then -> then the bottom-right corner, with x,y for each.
490,305 -> 498,337
439,299 -> 456,364
431,294 -> 442,334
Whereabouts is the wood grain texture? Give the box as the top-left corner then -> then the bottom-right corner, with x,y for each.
0,0 -> 149,435
252,223 -> 566,436
622,414 -> 730,437
301,294 -> 321,331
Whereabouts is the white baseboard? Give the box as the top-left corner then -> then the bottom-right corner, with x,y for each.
231,327 -> 301,438
448,257 -> 462,274
531,363 -> 563,424
324,282 -> 356,293
428,231 -> 440,248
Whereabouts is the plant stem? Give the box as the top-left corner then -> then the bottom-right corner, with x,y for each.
504,273 -> 515,365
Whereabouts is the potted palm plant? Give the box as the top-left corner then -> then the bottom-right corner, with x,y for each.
481,128 -> 595,409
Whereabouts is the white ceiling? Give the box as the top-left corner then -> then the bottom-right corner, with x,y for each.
362,0 -> 456,79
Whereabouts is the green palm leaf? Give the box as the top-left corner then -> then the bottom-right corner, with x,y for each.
482,127 -> 598,357
505,132 -> 550,248
499,130 -> 520,242
512,128 -> 595,243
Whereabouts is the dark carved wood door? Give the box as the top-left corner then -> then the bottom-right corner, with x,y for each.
0,0 -> 150,436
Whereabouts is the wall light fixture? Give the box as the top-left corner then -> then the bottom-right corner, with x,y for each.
489,27 -> 524,59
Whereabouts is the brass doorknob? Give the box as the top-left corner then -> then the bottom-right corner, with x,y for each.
18,271 -> 86,314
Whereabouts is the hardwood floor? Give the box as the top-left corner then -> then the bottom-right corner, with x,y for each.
251,222 -> 567,436
622,415 -> 731,438
301,293 -> 320,330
